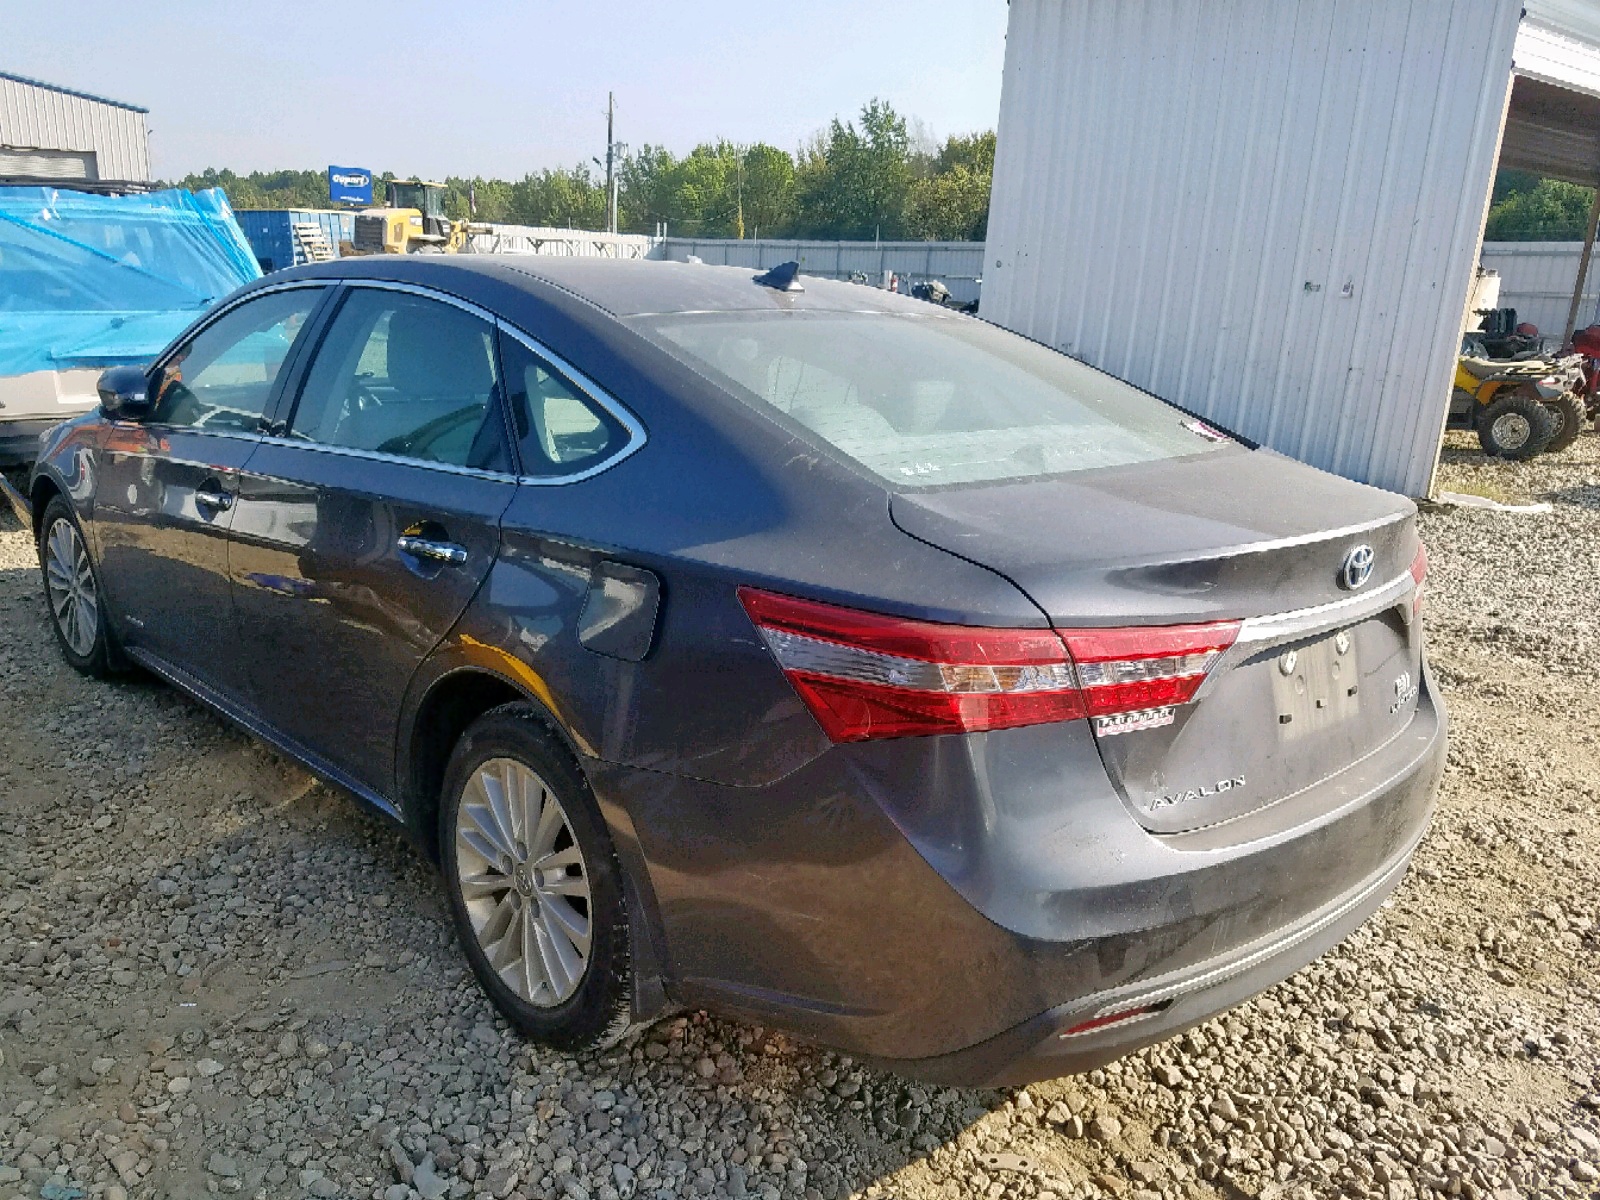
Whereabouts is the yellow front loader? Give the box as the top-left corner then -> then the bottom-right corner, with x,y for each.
350,180 -> 483,255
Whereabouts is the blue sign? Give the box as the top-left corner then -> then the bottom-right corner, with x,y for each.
327,166 -> 373,206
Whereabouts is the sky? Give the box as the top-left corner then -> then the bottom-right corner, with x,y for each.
5,1 -> 1010,181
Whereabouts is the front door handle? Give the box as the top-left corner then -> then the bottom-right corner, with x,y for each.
195,489 -> 234,513
397,535 -> 468,565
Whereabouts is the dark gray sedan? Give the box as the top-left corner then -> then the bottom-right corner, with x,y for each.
27,256 -> 1444,1085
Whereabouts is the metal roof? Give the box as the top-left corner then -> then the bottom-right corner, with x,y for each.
0,70 -> 147,114
1500,73 -> 1600,185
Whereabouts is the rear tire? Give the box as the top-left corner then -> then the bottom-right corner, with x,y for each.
439,703 -> 632,1049
37,496 -> 116,678
1543,393 -> 1585,453
1477,389 -> 1557,460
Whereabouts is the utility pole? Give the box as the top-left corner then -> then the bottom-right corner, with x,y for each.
605,92 -> 618,235
735,148 -> 745,240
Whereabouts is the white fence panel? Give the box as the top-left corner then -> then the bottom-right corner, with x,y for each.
661,238 -> 986,304
1479,241 -> 1600,335
465,226 -> 662,258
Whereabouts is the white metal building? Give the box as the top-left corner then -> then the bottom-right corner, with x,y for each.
984,0 -> 1600,496
0,71 -> 150,186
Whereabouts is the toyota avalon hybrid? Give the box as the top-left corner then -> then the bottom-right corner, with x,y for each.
27,256 -> 1445,1085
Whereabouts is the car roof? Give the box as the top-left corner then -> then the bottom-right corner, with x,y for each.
288,255 -> 945,319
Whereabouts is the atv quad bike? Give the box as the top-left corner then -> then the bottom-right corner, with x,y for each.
1449,352 -> 1583,460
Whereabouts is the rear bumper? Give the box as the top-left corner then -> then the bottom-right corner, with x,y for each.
875,821 -> 1421,1086
590,665 -> 1446,1083
0,417 -> 63,467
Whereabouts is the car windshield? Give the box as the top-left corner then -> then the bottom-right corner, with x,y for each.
634,310 -> 1233,488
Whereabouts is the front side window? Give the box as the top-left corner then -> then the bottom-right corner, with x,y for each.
499,333 -> 627,477
149,288 -> 322,431
285,288 -> 508,472
633,310 -> 1235,488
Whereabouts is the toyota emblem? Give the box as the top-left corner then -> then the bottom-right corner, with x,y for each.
1339,544 -> 1375,590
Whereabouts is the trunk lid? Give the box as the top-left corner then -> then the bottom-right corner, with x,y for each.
890,447 -> 1424,833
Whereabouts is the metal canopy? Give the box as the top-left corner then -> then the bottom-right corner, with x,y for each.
1500,74 -> 1600,186
1502,13 -> 1600,341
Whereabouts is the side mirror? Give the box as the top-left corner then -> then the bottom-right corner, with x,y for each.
97,365 -> 154,420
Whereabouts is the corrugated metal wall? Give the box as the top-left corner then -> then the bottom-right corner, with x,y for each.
984,0 -> 1523,496
1479,242 -> 1600,334
662,238 -> 986,305
0,77 -> 149,182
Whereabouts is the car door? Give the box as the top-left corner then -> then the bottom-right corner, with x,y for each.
93,284 -> 329,697
228,283 -> 518,799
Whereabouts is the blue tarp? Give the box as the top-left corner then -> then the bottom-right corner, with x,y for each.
0,186 -> 261,377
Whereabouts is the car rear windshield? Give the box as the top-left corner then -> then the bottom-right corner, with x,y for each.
634,310 -> 1232,487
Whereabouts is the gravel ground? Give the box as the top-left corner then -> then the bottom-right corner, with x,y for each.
1,438 -> 1598,1200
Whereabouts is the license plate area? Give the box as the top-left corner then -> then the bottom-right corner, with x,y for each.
1272,631 -> 1360,741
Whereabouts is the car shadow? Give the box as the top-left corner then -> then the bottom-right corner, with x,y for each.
0,511 -> 1159,1200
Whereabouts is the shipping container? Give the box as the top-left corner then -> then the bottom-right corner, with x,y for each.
236,208 -> 355,273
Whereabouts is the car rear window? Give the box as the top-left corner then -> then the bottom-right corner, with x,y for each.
634,310 -> 1232,487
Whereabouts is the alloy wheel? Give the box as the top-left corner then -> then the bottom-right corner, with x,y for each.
454,757 -> 593,1006
45,518 -> 98,658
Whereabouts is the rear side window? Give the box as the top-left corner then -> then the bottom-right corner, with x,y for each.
150,288 -> 321,432
286,288 -> 509,472
634,311 -> 1232,487
498,332 -> 628,478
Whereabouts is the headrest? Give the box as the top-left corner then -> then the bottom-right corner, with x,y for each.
386,302 -> 493,398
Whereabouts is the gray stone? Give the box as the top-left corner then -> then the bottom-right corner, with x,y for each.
413,1154 -> 448,1200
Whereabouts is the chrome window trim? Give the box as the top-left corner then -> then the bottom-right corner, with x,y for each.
149,279 -> 333,375
254,435 -> 517,483
261,278 -> 646,485
315,277 -> 503,326
138,280 -> 335,439
494,322 -> 648,486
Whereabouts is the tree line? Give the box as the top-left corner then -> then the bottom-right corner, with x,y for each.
172,100 -> 995,242
1485,170 -> 1598,241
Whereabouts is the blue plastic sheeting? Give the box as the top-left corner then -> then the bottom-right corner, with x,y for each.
0,186 -> 261,378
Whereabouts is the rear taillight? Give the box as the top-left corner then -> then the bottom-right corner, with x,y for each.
739,588 -> 1240,743
1057,623 -> 1240,715
1410,541 -> 1428,620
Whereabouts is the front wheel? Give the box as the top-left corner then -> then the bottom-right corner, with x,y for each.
439,704 -> 632,1048
1477,389 -> 1557,460
38,496 -> 115,677
1543,393 -> 1586,453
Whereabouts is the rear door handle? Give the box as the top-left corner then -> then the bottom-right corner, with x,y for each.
397,535 -> 468,565
195,489 -> 234,512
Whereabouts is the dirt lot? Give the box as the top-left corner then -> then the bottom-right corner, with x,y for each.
1,437 -> 1598,1200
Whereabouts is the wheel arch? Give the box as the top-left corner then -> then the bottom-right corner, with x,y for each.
29,473 -> 65,543
401,665 -> 546,863
399,658 -> 676,1022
